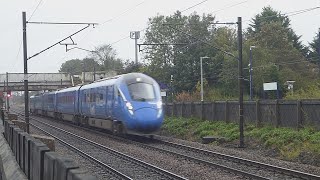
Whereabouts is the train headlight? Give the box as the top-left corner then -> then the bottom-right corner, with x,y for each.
126,102 -> 133,110
126,102 -> 134,115
157,109 -> 163,118
157,101 -> 162,109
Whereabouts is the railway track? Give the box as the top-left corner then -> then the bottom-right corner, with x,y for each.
145,137 -> 320,180
14,109 -> 320,179
13,110 -> 186,180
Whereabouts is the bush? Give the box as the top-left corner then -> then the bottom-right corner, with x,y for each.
175,91 -> 199,102
285,83 -> 320,99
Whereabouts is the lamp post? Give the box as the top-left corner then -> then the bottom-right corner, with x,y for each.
249,46 -> 256,101
200,56 -> 209,101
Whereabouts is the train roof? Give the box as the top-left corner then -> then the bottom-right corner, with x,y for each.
80,73 -> 154,90
80,76 -> 119,90
42,91 -> 56,95
56,86 -> 81,93
34,73 -> 154,93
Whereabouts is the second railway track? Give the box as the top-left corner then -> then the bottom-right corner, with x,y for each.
14,109 -> 186,180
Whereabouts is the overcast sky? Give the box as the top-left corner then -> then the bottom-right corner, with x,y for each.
1,0 -> 319,74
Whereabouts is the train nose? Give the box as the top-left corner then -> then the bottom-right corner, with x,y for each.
132,108 -> 163,133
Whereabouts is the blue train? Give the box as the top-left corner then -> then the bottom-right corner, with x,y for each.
30,73 -> 164,134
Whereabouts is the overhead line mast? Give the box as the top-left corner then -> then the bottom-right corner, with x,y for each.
22,11 -> 97,133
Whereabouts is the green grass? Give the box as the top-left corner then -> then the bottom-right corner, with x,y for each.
162,117 -> 320,160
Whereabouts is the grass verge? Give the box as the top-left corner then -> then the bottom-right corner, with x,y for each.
161,116 -> 320,163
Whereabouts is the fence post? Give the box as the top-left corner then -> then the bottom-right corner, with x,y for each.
212,101 -> 215,121
172,102 -> 175,117
256,100 -> 261,127
275,100 -> 280,127
297,100 -> 302,129
181,102 -> 184,117
225,100 -> 229,123
201,101 -> 204,120
190,102 -> 194,118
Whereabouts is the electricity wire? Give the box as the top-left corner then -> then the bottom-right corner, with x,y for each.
181,0 -> 208,13
102,0 -> 214,47
243,6 -> 320,24
28,0 -> 45,21
10,0 -> 45,72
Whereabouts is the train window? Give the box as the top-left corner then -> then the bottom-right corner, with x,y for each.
48,96 -> 54,103
128,83 -> 155,101
83,93 -> 87,102
90,93 -> 96,102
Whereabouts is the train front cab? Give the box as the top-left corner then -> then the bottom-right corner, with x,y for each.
117,74 -> 164,134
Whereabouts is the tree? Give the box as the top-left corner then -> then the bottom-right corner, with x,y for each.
59,58 -> 101,75
59,59 -> 83,74
82,58 -> 101,72
90,44 -> 124,73
248,6 -> 308,57
308,30 -> 320,64
246,20 -> 317,98
143,11 -> 223,92
121,60 -> 143,74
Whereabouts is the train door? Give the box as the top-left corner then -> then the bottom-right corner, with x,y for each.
108,86 -> 114,117
105,86 -> 108,117
95,86 -> 105,118
89,89 -> 96,116
113,85 -> 123,117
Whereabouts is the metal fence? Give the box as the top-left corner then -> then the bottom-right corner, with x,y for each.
164,100 -> 320,129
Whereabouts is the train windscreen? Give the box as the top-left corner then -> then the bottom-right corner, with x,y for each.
128,82 -> 155,101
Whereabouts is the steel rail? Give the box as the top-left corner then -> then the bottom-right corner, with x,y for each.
13,110 -> 187,180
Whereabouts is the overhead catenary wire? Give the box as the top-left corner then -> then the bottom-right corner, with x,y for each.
106,0 -> 248,47
57,3 -> 320,76
102,0 -> 148,24
243,6 -> 320,24
211,0 -> 249,14
142,6 -> 320,63
76,0 -> 149,44
10,41 -> 23,71
181,0 -> 209,12
27,0 -> 45,21
98,0 -> 215,47
10,0 -> 45,71
63,0 -> 214,65
245,57 -> 320,70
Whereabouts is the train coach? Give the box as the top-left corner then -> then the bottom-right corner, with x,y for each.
30,73 -> 164,134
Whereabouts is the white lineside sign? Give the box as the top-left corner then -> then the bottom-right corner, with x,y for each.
263,82 -> 278,91
161,91 -> 167,97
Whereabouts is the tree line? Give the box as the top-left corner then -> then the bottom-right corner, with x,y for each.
59,6 -> 320,100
